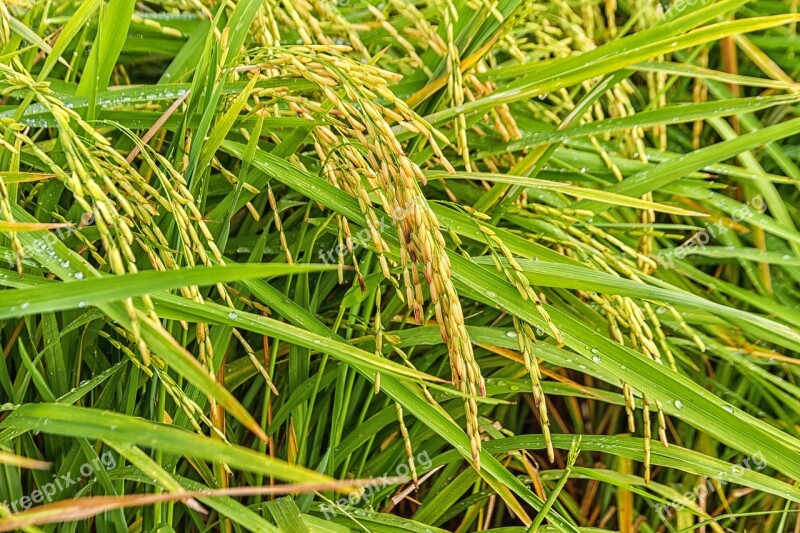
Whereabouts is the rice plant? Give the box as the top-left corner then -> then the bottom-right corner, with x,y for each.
1,0 -> 799,531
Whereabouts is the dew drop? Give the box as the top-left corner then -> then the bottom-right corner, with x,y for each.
673,399 -> 684,410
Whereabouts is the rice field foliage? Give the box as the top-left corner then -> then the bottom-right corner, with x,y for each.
1,0 -> 800,531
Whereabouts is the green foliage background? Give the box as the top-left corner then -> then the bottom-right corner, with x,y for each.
1,0 -> 800,531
